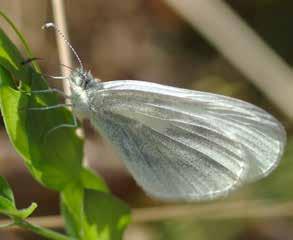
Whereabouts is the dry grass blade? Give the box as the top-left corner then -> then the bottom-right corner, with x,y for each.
51,0 -> 73,95
2,200 -> 293,231
164,0 -> 293,119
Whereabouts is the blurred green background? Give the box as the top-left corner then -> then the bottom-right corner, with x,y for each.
1,0 -> 293,239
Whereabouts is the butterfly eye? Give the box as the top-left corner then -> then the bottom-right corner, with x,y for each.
73,75 -> 82,86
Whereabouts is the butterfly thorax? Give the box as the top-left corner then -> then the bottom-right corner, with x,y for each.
69,68 -> 98,119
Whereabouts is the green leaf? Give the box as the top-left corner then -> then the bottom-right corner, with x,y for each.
0,176 -> 15,204
61,183 -> 84,239
61,169 -> 109,239
0,27 -> 30,85
0,13 -> 130,240
0,196 -> 15,214
84,190 -> 131,240
0,10 -> 40,75
61,168 -> 108,238
0,25 -> 83,191
61,170 -> 130,240
0,176 -> 37,219
81,168 -> 109,192
0,176 -> 16,215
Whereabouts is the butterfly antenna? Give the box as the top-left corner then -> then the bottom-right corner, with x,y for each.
42,22 -> 84,70
21,57 -> 74,71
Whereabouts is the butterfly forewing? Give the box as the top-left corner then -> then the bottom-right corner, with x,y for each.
88,80 -> 286,200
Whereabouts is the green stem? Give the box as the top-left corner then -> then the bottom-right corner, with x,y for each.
14,219 -> 71,240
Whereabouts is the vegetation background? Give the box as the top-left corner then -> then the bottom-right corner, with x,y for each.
1,0 -> 293,239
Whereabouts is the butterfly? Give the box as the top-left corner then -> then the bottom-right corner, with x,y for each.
33,23 -> 286,201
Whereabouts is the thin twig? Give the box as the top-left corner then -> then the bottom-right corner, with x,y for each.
51,0 -> 72,95
2,200 -> 293,231
164,0 -> 293,119
132,200 -> 293,222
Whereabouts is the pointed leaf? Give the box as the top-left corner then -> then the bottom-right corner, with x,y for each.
0,196 -> 15,214
0,176 -> 15,204
0,26 -> 83,191
61,183 -> 84,239
61,169 -> 109,239
84,190 -> 131,240
81,168 -> 109,192
61,170 -> 130,240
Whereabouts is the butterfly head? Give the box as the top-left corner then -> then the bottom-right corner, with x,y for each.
69,68 -> 95,90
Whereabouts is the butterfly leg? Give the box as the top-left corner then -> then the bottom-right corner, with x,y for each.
30,88 -> 70,99
46,113 -> 78,136
28,103 -> 77,136
28,103 -> 72,111
20,88 -> 70,99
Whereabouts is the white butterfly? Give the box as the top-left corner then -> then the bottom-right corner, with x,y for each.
37,23 -> 287,201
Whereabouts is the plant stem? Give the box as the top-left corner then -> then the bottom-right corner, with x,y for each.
14,219 -> 71,240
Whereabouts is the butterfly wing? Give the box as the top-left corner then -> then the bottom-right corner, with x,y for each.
89,80 -> 286,201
